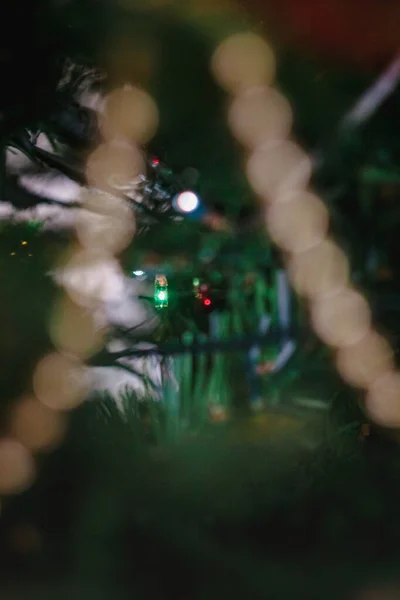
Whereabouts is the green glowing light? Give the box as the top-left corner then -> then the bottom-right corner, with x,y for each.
154,281 -> 168,309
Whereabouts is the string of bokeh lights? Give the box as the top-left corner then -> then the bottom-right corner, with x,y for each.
210,31 -> 399,429
0,86 -> 160,499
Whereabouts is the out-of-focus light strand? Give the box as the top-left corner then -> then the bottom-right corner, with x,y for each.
0,84 -> 159,501
211,31 -> 400,428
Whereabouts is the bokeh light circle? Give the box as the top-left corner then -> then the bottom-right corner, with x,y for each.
211,32 -> 276,93
76,196 -> 135,255
174,191 -> 200,213
336,331 -> 394,389
33,352 -> 91,411
100,86 -> 159,143
80,188 -> 134,219
0,439 -> 35,495
9,396 -> 67,452
86,141 -> 145,194
55,247 -> 126,308
228,86 -> 293,148
246,141 -> 312,202
310,288 -> 371,348
288,239 -> 350,298
266,190 -> 329,253
49,295 -> 107,360
366,371 -> 400,428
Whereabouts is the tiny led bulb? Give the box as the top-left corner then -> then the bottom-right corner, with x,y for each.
174,191 -> 200,214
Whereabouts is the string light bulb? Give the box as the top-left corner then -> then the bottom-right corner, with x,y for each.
173,191 -> 200,214
154,274 -> 169,309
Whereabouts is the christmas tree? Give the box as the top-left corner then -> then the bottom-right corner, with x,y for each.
1,1 -> 400,598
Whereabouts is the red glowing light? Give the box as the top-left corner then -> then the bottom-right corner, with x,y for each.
204,298 -> 212,306
152,158 -> 160,167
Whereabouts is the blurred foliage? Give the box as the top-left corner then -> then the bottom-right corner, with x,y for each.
1,388 -> 399,598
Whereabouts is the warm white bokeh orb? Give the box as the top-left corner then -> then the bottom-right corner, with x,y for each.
366,371 -> 400,428
50,295 -> 107,360
246,141 -> 312,202
211,32 -> 276,93
75,198 -> 136,254
80,188 -> 133,219
228,86 -> 293,149
0,439 -> 35,495
33,352 -> 91,411
288,239 -> 350,298
100,86 -> 159,143
266,190 -> 329,254
9,395 -> 67,453
85,141 -> 145,195
310,288 -> 371,348
54,246 -> 126,308
336,331 -> 394,389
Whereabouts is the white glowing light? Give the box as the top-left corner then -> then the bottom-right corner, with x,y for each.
174,191 -> 200,214
133,270 -> 145,276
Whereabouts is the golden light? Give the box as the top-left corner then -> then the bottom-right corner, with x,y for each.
336,330 -> 394,389
85,141 -> 145,195
212,30 -> 400,432
55,247 -> 125,308
210,32 -> 276,94
366,371 -> 400,428
288,239 -> 350,298
246,141 -> 312,202
0,439 -> 35,495
49,295 -> 107,360
310,288 -> 371,348
266,190 -> 329,254
9,395 -> 67,453
75,193 -> 135,255
80,188 -> 133,219
100,86 -> 159,144
228,86 -> 293,149
33,352 -> 91,411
